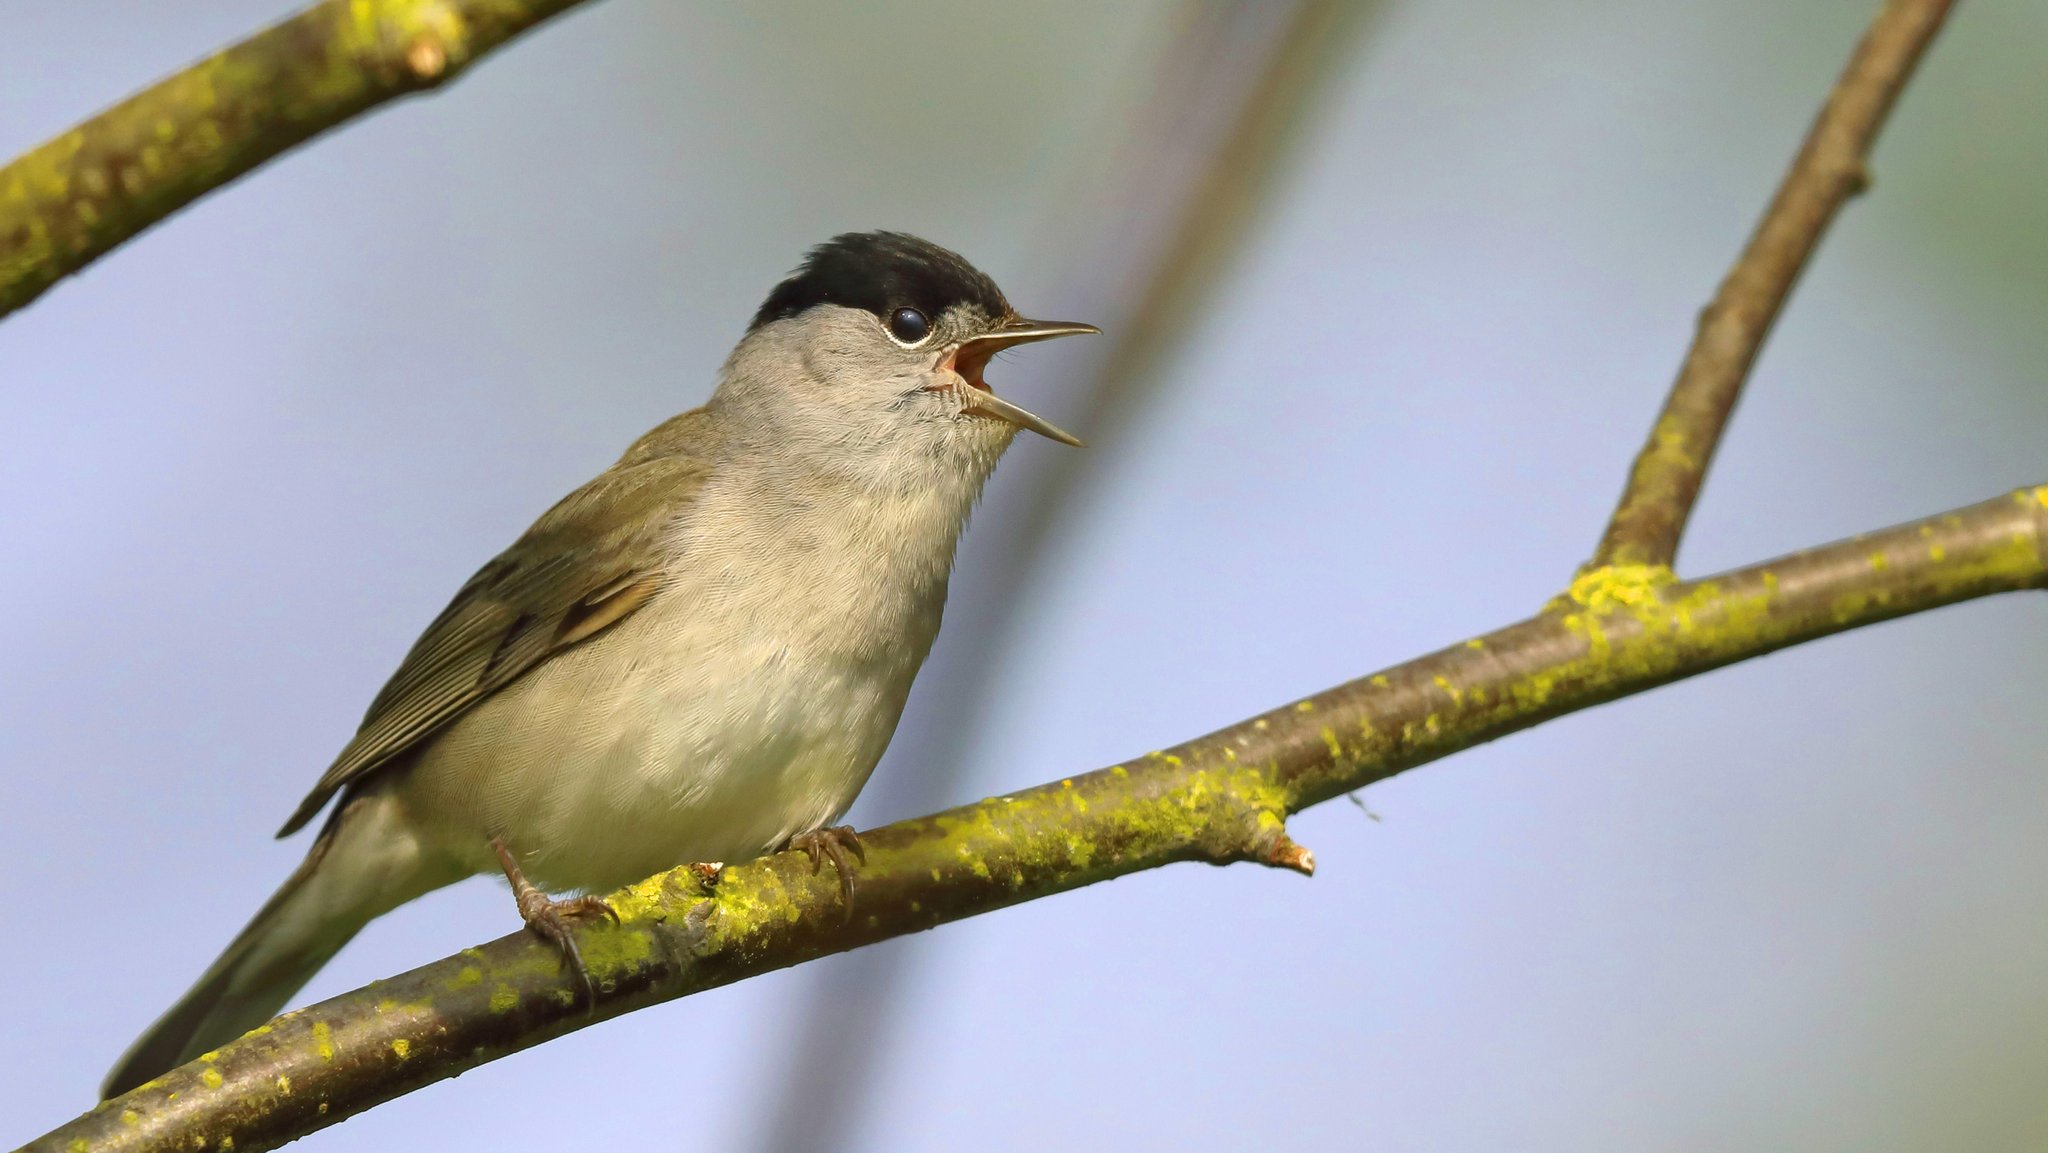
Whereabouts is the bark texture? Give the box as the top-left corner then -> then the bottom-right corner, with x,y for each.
3,0 -> 2022,1150
23,486 -> 2048,1153
1591,0 -> 1956,567
0,0 -> 592,320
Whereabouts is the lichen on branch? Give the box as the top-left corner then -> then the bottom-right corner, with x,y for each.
4,2 -> 2031,1151
0,0 -> 592,321
1591,0 -> 1957,568
27,485 -> 2045,1153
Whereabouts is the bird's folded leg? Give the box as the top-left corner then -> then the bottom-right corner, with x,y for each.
491,836 -> 617,1005
785,825 -> 866,915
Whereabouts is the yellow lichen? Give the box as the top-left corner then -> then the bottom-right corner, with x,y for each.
1560,563 -> 1677,614
1432,674 -> 1463,705
1648,413 -> 1697,468
601,870 -> 679,924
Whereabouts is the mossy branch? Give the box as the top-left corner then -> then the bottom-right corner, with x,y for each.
0,0 -> 593,322
23,485 -> 2047,1153
1591,0 -> 1955,569
3,1 -> 2021,1150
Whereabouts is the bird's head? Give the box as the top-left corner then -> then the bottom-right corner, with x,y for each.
716,232 -> 1096,477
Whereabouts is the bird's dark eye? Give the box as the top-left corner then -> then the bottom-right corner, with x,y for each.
888,307 -> 930,344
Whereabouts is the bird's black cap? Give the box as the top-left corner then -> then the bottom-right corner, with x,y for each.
749,231 -> 1012,333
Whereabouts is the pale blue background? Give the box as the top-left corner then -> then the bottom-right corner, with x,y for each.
4,2 -> 2047,1150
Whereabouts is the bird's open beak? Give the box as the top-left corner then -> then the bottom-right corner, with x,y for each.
944,318 -> 1099,446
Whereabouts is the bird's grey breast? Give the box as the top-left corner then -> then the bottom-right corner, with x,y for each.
401,455 -> 979,891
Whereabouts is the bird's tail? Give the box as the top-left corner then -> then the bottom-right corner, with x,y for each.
101,796 -> 437,1099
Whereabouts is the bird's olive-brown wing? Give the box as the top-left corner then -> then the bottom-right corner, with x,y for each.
274,439 -> 711,838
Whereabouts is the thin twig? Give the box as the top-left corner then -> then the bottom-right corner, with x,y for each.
0,0 -> 593,322
1590,0 -> 1956,570
22,484 -> 2047,1153
2,4 -> 2006,1152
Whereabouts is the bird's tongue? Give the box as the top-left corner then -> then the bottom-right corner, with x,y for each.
953,346 -> 995,392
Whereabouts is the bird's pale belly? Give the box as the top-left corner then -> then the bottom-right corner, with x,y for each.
390,589 -> 930,894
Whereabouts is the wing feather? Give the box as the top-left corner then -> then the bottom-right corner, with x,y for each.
274,414 -> 715,837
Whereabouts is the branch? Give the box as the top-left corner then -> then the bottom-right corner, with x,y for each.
1590,0 -> 1955,569
4,3 -> 2003,1150
25,485 -> 2046,1153
0,0 -> 592,323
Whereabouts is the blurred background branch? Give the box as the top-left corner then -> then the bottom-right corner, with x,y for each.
7,0 -> 2047,1149
0,0 -> 591,321
29,483 -> 2047,1153
749,3 -> 1383,1148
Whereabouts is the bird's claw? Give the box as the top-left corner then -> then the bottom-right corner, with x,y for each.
787,825 -> 865,915
515,890 -> 616,1007
492,836 -> 614,1008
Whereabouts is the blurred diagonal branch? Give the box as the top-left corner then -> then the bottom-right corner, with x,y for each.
29,485 -> 2047,1153
1591,0 -> 1955,569
751,3 -> 1380,1148
12,2 -> 2030,1152
0,0 -> 592,322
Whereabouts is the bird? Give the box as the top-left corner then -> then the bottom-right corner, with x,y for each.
101,231 -> 1097,1099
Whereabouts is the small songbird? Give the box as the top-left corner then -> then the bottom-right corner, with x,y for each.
102,231 -> 1096,1098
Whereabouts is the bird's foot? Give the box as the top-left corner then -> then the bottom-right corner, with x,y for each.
689,861 -> 725,889
786,825 -> 866,914
518,893 -> 618,1005
491,837 -> 617,1006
